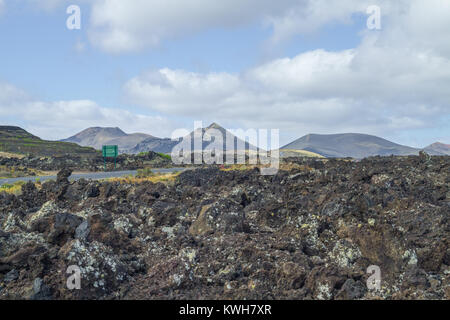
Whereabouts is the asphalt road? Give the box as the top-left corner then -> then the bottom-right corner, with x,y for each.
0,167 -> 187,186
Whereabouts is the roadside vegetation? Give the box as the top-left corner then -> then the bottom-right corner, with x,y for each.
278,149 -> 325,158
0,151 -> 24,159
137,151 -> 172,162
219,164 -> 257,172
136,167 -> 154,178
106,169 -> 181,185
157,152 -> 172,161
219,162 -> 316,172
0,181 -> 26,195
0,165 -> 44,179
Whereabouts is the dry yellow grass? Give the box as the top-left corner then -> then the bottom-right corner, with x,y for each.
278,149 -> 324,158
106,171 -> 181,185
220,164 -> 257,172
0,165 -> 44,179
220,162 -> 317,172
0,181 -> 26,195
0,151 -> 25,159
279,163 -> 315,171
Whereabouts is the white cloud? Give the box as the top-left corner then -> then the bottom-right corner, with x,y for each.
14,0 -> 366,53
266,0 -> 366,46
266,0 -> 414,45
0,0 -> 4,14
125,69 -> 241,115
86,0 -> 435,54
17,0 -> 450,58
89,0 -> 287,53
2,0 -> 449,147
0,82 -> 30,104
0,83 -> 175,140
123,0 -> 450,144
377,0 -> 450,58
89,0 -> 371,53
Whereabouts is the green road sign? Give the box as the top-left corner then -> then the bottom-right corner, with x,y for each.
102,145 -> 118,171
102,145 -> 118,158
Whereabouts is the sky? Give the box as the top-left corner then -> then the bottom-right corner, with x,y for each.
0,0 -> 449,148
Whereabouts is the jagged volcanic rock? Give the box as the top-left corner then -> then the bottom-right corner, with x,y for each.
0,156 -> 448,300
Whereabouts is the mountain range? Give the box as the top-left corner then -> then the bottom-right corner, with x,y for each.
1,124 -> 448,159
61,124 -> 450,158
62,123 -> 257,155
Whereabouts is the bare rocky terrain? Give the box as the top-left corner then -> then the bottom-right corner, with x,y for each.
0,155 -> 448,300
0,151 -> 172,174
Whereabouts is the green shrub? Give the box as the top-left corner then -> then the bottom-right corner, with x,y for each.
157,152 -> 171,161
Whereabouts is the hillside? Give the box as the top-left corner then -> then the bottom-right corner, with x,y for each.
278,149 -> 325,158
61,127 -> 153,152
130,136 -> 179,154
129,123 -> 259,155
282,133 -> 420,158
0,126 -> 98,157
186,122 -> 258,152
424,142 -> 450,155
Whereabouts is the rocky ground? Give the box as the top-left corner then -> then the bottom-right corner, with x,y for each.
0,151 -> 172,174
0,154 -> 448,300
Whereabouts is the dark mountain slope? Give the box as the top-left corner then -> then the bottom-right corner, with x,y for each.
0,126 -> 97,157
282,133 -> 420,158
